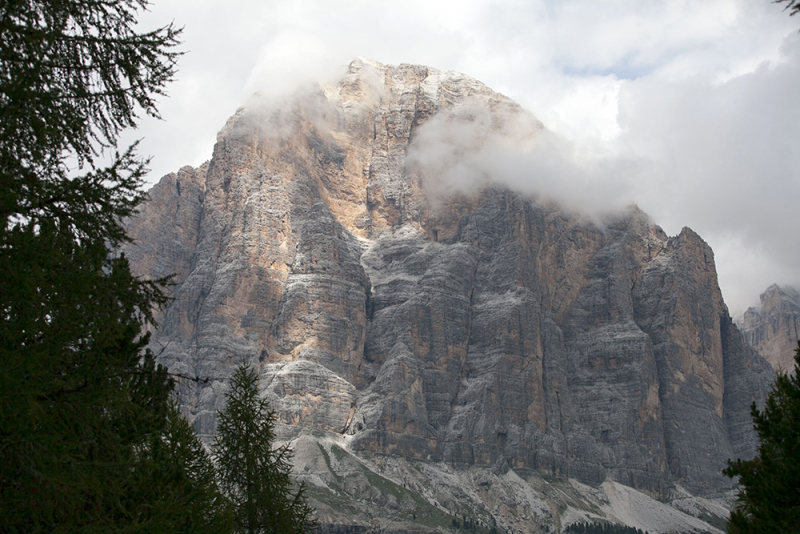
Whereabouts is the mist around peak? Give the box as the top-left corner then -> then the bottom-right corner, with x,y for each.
198,53 -> 800,317
403,95 -> 643,225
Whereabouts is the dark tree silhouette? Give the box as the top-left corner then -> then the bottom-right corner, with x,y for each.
564,522 -> 648,534
0,1 -> 232,531
214,364 -> 316,534
724,341 -> 800,532
775,0 -> 800,17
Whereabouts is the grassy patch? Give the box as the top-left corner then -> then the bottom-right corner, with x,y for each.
330,443 -> 349,462
697,511 -> 728,532
316,442 -> 345,484
305,484 -> 361,518
312,447 -> 500,532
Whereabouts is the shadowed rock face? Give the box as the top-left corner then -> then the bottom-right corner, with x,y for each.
740,284 -> 800,372
124,59 -> 773,497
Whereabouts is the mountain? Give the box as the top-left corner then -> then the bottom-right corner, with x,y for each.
739,284 -> 800,372
124,59 -> 774,533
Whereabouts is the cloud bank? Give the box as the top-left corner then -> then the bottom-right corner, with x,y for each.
404,97 -> 638,222
125,0 -> 800,316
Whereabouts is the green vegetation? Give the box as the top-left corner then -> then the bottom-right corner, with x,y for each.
695,510 -> 728,532
346,457 -> 453,528
0,0 -> 218,531
724,341 -> 800,533
563,522 -> 647,534
140,399 -> 234,533
214,364 -> 316,533
451,514 -> 491,532
309,444 -> 504,533
0,2 -> 313,532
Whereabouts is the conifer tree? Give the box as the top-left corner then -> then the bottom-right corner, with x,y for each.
0,1 -> 230,531
775,0 -> 800,18
724,341 -> 800,533
137,399 -> 235,533
214,364 -> 316,534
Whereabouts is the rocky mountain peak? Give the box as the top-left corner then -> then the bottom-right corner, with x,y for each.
741,284 -> 800,372
123,60 -> 775,532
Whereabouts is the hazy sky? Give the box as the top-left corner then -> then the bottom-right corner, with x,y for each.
125,0 -> 800,317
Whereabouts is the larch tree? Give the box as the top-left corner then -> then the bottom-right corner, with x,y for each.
214,364 -> 317,534
774,0 -> 800,17
0,1 -> 230,531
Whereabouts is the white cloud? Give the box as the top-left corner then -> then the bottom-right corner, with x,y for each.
126,0 -> 800,315
404,97 -> 636,221
608,32 -> 800,314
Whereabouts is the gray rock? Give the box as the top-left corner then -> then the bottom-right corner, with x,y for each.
740,284 -> 800,371
124,59 -> 774,505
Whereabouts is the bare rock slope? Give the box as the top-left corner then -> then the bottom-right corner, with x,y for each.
125,59 -> 773,532
740,284 -> 800,372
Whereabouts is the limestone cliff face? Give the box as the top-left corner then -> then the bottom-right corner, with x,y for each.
125,59 -> 773,499
740,285 -> 800,372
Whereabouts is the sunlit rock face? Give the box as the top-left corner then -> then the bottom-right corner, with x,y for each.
125,59 -> 773,497
740,284 -> 800,372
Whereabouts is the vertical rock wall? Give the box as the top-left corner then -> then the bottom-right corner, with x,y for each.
124,59 -> 773,497
740,284 -> 800,372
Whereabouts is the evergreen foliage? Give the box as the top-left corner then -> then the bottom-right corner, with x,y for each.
563,522 -> 648,534
0,0 -> 181,243
0,1 -> 233,531
452,516 -> 479,531
214,364 -> 317,534
0,220 -> 172,531
136,399 -> 235,533
723,341 -> 800,533
775,0 -> 800,18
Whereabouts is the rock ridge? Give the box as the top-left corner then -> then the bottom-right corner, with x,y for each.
740,284 -> 800,372
124,59 -> 774,506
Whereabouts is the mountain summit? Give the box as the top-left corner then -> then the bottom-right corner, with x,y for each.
741,284 -> 800,372
125,59 -> 774,533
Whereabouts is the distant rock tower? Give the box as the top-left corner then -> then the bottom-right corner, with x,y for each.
741,284 -> 800,372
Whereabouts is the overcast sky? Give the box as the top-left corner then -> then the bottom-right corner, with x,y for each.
125,0 -> 800,317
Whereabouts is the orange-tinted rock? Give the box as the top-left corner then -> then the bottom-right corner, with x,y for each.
123,59 -> 773,498
741,284 -> 800,372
